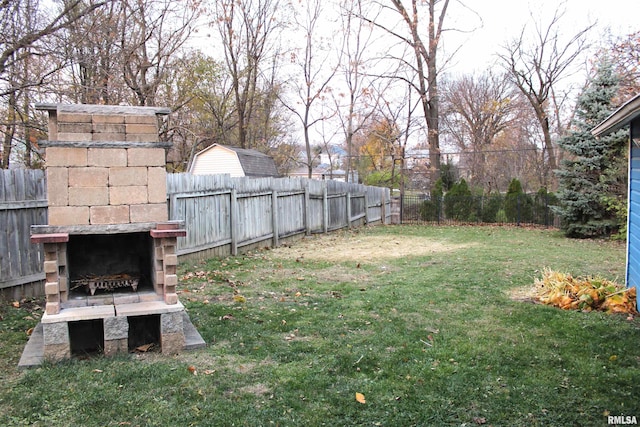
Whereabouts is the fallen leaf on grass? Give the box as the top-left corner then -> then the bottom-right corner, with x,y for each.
188,365 -> 198,376
473,416 -> 487,425
26,327 -> 34,336
233,295 -> 246,303
221,314 -> 235,321
92,369 -> 103,373
355,392 -> 366,404
12,301 -> 20,308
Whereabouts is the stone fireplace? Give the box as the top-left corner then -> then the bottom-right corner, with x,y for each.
19,104 -> 204,366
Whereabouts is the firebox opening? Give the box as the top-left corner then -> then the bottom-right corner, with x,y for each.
69,319 -> 104,356
128,315 -> 160,351
68,232 -> 153,296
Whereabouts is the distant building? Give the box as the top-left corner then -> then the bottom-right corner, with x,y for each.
189,144 -> 279,177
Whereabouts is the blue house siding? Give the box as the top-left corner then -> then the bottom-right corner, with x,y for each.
628,145 -> 640,308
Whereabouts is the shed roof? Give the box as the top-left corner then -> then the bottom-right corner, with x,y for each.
193,144 -> 279,178
591,92 -> 640,137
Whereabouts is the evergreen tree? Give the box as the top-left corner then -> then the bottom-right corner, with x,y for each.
554,60 -> 628,238
504,178 -> 533,223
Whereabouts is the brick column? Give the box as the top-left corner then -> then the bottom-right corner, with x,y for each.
32,234 -> 69,315
150,225 -> 186,304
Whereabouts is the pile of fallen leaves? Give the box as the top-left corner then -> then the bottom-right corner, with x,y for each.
533,268 -> 637,314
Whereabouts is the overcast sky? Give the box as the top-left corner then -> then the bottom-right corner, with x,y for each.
442,0 -> 638,75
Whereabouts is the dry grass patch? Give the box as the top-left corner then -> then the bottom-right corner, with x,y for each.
271,233 -> 475,264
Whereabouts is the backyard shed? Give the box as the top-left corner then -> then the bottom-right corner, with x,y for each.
189,143 -> 279,177
592,92 -> 640,307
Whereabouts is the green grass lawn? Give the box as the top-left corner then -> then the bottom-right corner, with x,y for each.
0,225 -> 638,426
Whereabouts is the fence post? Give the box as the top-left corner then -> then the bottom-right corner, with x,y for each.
346,192 -> 352,229
364,192 -> 370,224
517,194 -> 521,227
231,188 -> 238,255
323,182 -> 328,233
272,190 -> 279,247
305,182 -> 311,236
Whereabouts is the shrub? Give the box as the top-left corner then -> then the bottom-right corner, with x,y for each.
444,179 -> 475,221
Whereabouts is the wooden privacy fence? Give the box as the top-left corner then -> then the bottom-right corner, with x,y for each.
0,170 -> 391,296
166,173 -> 391,258
0,169 -> 47,298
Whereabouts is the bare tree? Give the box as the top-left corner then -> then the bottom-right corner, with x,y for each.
441,72 -> 521,190
119,0 -> 198,106
280,0 -> 340,178
336,0 -> 381,183
360,0 -> 451,185
214,0 -> 283,149
1,0 -> 109,168
498,7 -> 594,187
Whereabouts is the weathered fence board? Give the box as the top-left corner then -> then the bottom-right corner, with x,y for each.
0,169 -> 47,293
166,173 -> 391,257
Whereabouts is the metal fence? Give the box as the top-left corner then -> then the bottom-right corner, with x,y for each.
400,193 -> 560,227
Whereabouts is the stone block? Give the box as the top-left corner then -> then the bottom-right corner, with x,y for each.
128,148 -> 165,167
43,343 -> 71,361
161,332 -> 184,355
109,167 -> 148,187
110,186 -> 148,205
113,294 -> 140,305
88,148 -> 127,167
130,203 -> 168,222
48,110 -> 58,141
164,254 -> 178,267
59,276 -> 68,293
48,206 -> 90,226
43,322 -> 69,345
164,292 -> 178,305
87,294 -> 114,306
92,114 -> 125,124
68,187 -> 109,206
58,122 -> 93,134
57,132 -> 93,142
154,270 -> 164,286
44,244 -> 59,259
125,123 -> 157,135
46,147 -> 87,167
92,132 -> 126,142
44,282 -> 59,295
104,316 -> 129,340
45,302 -> 61,315
147,167 -> 167,203
90,205 -> 130,225
162,241 -> 176,254
93,123 -> 125,134
46,167 -> 69,206
161,311 -> 184,334
57,112 -> 92,123
126,133 -> 159,143
164,274 -> 178,287
44,260 -> 58,274
125,114 -> 158,124
68,167 -> 109,187
103,339 -> 128,356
